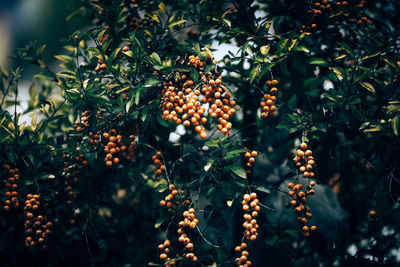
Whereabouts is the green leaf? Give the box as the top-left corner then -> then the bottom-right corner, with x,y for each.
256,186 -> 271,194
204,139 -> 219,147
334,54 -> 347,61
288,39 -> 297,51
338,42 -> 354,58
307,57 -> 329,66
150,52 -> 161,65
154,217 -> 166,228
54,55 -> 74,63
260,45 -> 270,56
392,114 -> 400,136
249,65 -> 259,84
362,52 -> 381,61
156,184 -> 169,193
191,69 -> 199,83
168,19 -> 186,28
360,82 -> 375,94
123,51 -> 134,58
225,164 -> 247,179
225,149 -> 247,159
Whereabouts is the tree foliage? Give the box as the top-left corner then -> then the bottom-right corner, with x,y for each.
1,0 -> 400,266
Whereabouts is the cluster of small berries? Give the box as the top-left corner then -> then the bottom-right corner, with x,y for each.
241,193 -> 260,241
244,151 -> 258,174
62,152 -> 88,207
177,207 -> 198,262
160,55 -> 236,138
301,0 -> 372,33
159,184 -> 178,208
293,143 -> 315,178
3,163 -> 19,210
75,110 -> 91,132
286,181 -> 317,237
24,194 -> 53,248
103,130 -> 136,166
260,80 -> 278,119
152,151 -> 166,177
88,131 -> 101,149
95,60 -> 107,73
234,242 -> 252,267
158,239 -> 176,266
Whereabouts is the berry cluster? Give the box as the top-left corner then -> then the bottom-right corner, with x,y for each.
244,151 -> 258,174
159,184 -> 178,208
3,163 -> 19,210
293,143 -> 315,178
103,130 -> 136,166
260,80 -> 278,119
152,151 -> 166,177
75,110 -> 91,132
286,181 -> 317,237
62,152 -> 88,207
95,60 -> 107,73
24,194 -> 53,248
158,239 -> 176,266
88,131 -> 101,149
177,207 -> 198,262
242,193 -> 260,241
301,0 -> 372,33
234,242 -> 252,267
160,55 -> 236,139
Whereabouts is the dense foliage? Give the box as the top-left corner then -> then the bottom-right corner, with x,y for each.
1,0 -> 400,266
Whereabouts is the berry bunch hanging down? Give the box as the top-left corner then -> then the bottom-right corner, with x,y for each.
160,54 -> 236,139
75,110 -> 91,132
177,207 -> 198,262
300,0 -> 372,33
244,150 -> 258,174
286,181 -> 317,237
159,184 -> 178,208
152,151 -> 166,177
293,142 -> 315,178
24,194 -> 53,248
241,192 -> 260,241
260,80 -> 278,119
103,130 -> 136,166
3,163 -> 19,210
158,239 -> 176,267
234,242 -> 252,267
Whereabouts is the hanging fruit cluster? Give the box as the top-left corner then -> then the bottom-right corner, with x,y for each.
75,110 -> 91,132
241,192 -> 260,241
158,239 -> 176,267
159,184 -> 178,208
88,131 -> 101,150
62,152 -> 88,209
24,194 -> 53,248
152,151 -> 166,177
286,181 -> 317,237
3,163 -> 19,210
95,60 -> 107,73
160,55 -> 236,139
244,150 -> 258,174
293,143 -> 315,178
103,130 -> 136,166
260,79 -> 278,119
177,207 -> 198,262
301,0 -> 372,33
234,242 -> 252,266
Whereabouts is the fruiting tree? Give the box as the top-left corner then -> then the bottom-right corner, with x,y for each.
1,0 -> 400,266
